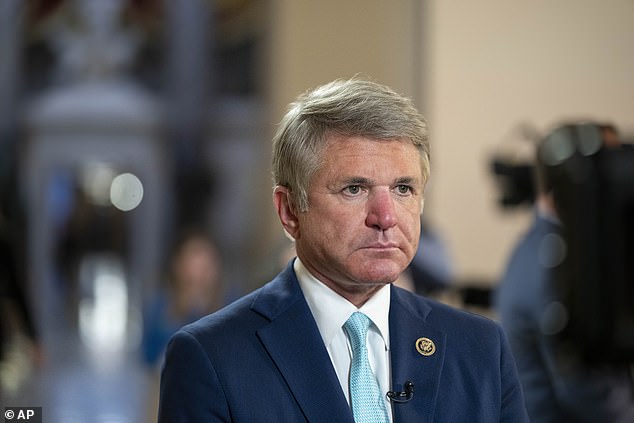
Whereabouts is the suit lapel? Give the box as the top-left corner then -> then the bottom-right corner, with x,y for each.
253,267 -> 354,423
389,286 -> 446,423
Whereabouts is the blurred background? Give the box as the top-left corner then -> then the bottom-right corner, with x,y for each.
0,0 -> 632,421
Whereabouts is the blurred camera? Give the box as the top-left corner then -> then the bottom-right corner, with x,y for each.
539,123 -> 634,363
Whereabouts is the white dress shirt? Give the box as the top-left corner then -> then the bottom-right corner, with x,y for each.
294,259 -> 393,421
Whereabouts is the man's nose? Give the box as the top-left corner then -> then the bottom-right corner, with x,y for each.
365,189 -> 397,230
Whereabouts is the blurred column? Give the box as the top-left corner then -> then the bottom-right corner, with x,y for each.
0,1 -> 24,196
0,0 -> 22,127
162,0 -> 214,230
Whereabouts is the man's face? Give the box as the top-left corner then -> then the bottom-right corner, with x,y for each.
279,135 -> 424,304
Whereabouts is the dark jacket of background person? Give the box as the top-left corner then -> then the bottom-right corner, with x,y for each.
495,210 -> 634,423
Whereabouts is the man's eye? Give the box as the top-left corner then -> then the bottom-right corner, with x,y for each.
396,185 -> 412,195
345,185 -> 361,195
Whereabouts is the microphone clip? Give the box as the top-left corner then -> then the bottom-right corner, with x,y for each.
386,381 -> 414,403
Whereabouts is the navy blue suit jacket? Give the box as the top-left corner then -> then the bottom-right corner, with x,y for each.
159,262 -> 528,422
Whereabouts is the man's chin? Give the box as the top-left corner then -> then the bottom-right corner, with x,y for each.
353,260 -> 405,285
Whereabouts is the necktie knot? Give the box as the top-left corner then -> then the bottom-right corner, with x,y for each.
344,312 -> 371,352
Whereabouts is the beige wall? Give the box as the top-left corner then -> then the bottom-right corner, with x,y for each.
266,0 -> 634,284
267,0 -> 420,120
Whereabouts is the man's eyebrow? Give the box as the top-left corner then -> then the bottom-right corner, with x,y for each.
339,176 -> 421,185
340,176 -> 373,185
395,176 -> 420,185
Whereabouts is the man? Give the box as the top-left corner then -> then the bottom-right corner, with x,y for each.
495,123 -> 634,422
159,78 -> 528,422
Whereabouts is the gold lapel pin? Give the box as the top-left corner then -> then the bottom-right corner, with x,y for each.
415,337 -> 436,356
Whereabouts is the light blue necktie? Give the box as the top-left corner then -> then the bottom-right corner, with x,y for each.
344,312 -> 390,423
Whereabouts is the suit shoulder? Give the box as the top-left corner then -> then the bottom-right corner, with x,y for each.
171,268 -> 301,349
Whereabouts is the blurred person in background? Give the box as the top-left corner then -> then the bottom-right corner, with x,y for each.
142,227 -> 224,422
142,228 -> 224,368
494,122 -> 634,422
406,217 -> 454,296
159,77 -> 528,422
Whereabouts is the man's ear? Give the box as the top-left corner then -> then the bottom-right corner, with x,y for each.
273,186 -> 300,239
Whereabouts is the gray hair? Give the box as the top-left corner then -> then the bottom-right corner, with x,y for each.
272,77 -> 430,212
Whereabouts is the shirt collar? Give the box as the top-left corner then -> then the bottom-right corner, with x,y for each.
294,258 -> 391,350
